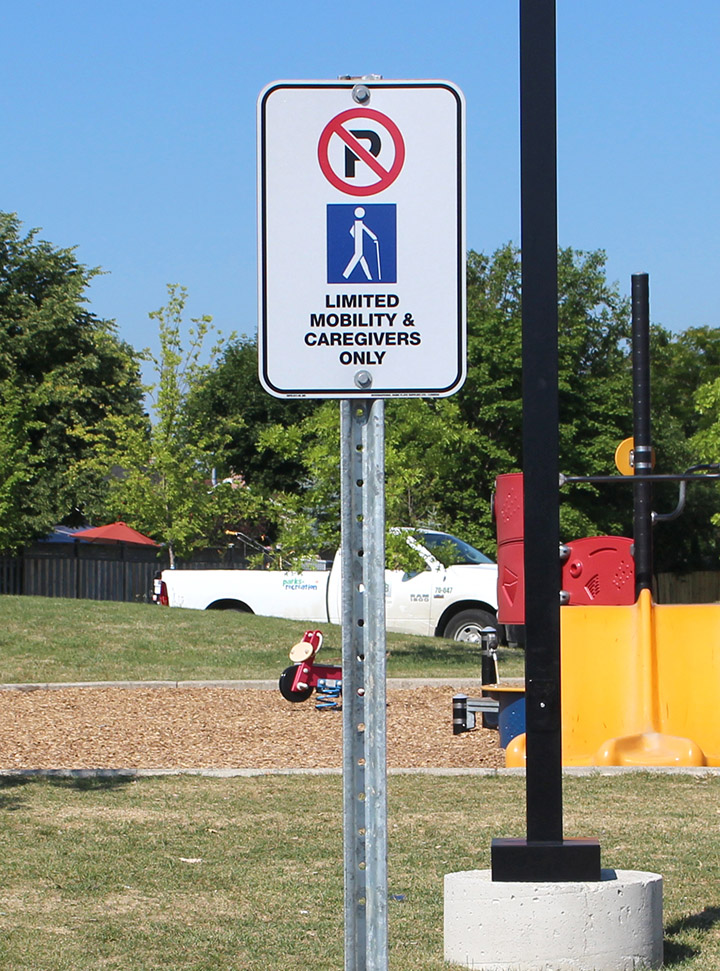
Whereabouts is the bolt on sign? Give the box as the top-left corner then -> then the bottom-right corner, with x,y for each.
257,79 -> 466,398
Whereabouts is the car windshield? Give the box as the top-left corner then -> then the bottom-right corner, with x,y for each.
418,531 -> 494,566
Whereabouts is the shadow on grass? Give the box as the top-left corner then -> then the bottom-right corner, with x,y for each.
389,641 -> 482,664
388,640 -> 521,671
0,771 -> 137,798
47,774 -> 137,792
664,906 -> 720,966
0,775 -> 32,811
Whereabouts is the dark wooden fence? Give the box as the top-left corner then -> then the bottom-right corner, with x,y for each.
1,541 -> 717,607
0,540 -> 253,604
655,571 -> 720,605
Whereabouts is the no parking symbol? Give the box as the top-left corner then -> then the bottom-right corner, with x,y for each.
317,107 -> 405,196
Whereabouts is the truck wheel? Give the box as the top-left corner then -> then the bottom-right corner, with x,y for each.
443,609 -> 498,643
278,665 -> 314,703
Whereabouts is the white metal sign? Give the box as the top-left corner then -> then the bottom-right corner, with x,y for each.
257,79 -> 466,398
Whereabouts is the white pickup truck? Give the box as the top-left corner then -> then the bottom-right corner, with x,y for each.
154,530 -> 500,642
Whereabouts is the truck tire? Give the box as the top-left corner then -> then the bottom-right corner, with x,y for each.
278,665 -> 314,703
206,599 -> 252,612
443,609 -> 498,643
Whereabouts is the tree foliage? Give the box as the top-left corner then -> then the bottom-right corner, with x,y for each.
647,325 -> 720,570
203,245 -> 719,572
185,336 -> 318,494
8,210 -> 711,575
684,345 -> 720,547
456,244 -> 635,547
0,212 -> 144,549
92,285 -> 270,566
234,246 -> 633,557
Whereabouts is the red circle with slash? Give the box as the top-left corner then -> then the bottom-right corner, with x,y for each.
317,107 -> 406,196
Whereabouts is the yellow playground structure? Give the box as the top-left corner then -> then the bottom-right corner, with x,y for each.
505,589 -> 720,767
494,468 -> 720,769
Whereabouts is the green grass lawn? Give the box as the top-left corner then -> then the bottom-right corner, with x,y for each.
0,773 -> 717,970
0,595 -> 524,684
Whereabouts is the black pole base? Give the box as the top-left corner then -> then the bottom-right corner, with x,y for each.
492,838 -> 601,882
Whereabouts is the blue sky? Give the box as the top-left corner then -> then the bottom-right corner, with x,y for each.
2,1 -> 718,363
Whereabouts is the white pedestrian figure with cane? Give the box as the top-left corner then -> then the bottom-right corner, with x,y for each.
343,207 -> 382,281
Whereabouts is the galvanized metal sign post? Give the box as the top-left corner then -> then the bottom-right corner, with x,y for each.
259,77 -> 465,970
340,398 -> 387,970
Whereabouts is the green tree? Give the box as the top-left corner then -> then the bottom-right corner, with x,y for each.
255,397 -> 472,566
448,244 -> 633,548
216,245 -> 636,559
191,244 -> 720,573
95,285 -> 269,566
647,325 -> 720,571
185,336 -> 318,493
686,362 -> 720,554
0,378 -> 35,550
693,377 -> 720,468
0,212 -> 144,548
455,249 -> 720,568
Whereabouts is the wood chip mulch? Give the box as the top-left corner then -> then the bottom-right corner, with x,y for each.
0,685 -> 504,771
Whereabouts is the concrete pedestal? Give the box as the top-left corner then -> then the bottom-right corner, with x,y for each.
444,868 -> 663,970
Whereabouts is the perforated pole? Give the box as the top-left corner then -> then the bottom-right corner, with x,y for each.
341,399 -> 387,971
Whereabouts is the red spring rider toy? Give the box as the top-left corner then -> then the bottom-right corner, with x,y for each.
278,630 -> 342,703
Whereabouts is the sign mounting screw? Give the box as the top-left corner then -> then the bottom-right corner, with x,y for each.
352,84 -> 371,105
354,370 -> 373,390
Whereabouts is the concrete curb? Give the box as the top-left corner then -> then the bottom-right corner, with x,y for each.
0,680 -> 277,692
1,766 -> 719,780
0,677 -> 489,692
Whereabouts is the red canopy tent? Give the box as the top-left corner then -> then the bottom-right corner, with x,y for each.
74,521 -> 159,546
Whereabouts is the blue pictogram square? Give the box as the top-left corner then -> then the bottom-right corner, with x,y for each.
326,204 -> 397,284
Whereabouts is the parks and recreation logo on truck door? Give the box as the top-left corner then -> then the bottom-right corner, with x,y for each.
257,79 -> 466,398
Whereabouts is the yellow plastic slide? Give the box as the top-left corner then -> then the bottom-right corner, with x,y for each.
505,590 -> 720,767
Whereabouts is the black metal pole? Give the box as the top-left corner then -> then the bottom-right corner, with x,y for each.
491,0 -> 600,882
632,274 -> 653,595
519,0 -> 563,845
